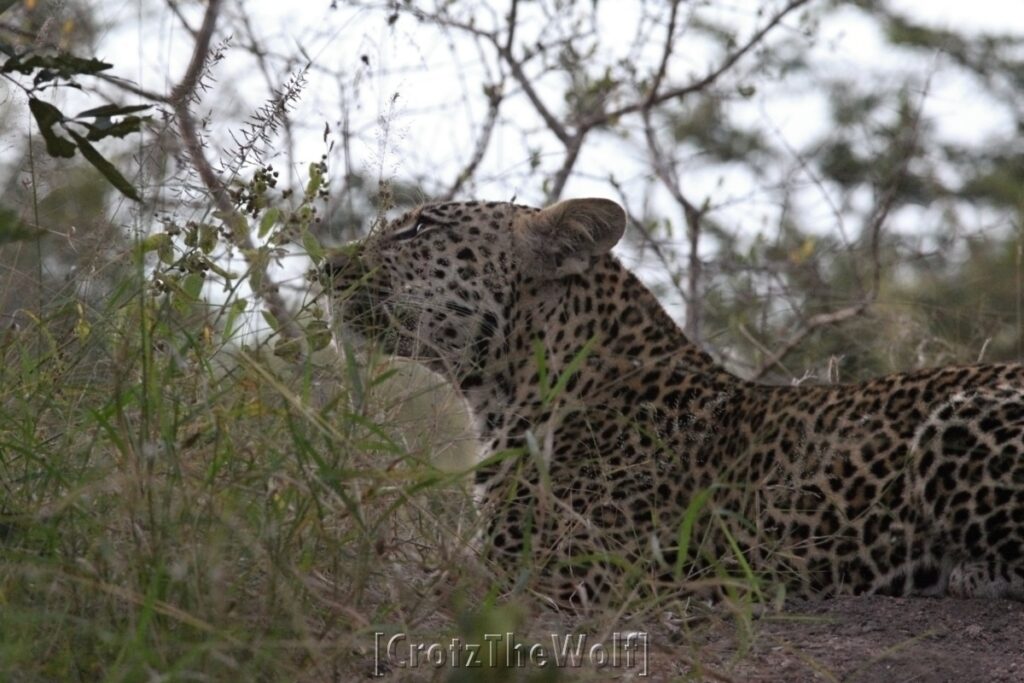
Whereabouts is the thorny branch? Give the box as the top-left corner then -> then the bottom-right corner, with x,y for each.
86,0 -> 306,343
237,5 -> 298,188
167,0 -> 304,342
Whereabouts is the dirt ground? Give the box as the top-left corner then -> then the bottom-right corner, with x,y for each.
669,596 -> 1024,682
357,595 -> 1024,681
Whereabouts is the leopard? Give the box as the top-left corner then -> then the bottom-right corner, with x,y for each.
321,196 -> 1024,607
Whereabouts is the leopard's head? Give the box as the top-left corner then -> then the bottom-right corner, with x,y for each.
321,198 -> 625,381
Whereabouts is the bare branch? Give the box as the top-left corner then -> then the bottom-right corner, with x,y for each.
609,176 -> 692,318
442,83 -> 504,201
504,0 -> 519,53
750,76 -> 931,380
645,0 -> 682,110
589,0 -> 812,127
496,43 -> 570,145
749,303 -> 871,381
168,0 -> 303,343
750,69 -> 933,381
642,109 -> 705,340
546,133 -> 585,202
165,0 -> 198,38
738,323 -> 794,377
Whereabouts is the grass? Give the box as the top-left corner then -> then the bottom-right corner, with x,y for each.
0,162 -> 770,681
0,249 -> 775,681
0,263 -> 500,680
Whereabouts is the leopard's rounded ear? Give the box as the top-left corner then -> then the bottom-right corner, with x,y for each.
516,198 -> 626,277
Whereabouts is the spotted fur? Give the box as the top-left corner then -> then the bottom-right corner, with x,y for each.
323,198 -> 1024,606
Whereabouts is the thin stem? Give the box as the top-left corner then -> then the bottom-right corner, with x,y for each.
168,0 -> 303,343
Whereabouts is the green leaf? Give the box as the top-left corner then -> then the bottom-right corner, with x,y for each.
158,237 -> 174,264
249,247 -> 269,292
302,230 -> 325,262
198,223 -> 218,254
75,103 -> 151,119
0,0 -> 19,17
546,336 -> 595,406
305,319 -> 332,351
140,233 -> 170,254
342,338 -> 365,411
28,98 -> 62,127
306,161 -> 324,195
673,487 -> 715,581
273,337 -> 303,361
223,212 -> 250,241
1,54 -> 34,75
66,129 -> 140,201
261,309 -> 280,333
52,54 -> 114,76
367,367 -> 401,389
0,207 -> 42,244
84,116 -> 145,142
532,339 -> 548,396
1,54 -> 112,79
182,273 -> 204,301
258,207 -> 280,239
28,98 -> 76,158
201,256 -> 237,280
223,298 -> 248,341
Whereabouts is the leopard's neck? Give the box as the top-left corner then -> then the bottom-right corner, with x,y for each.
456,254 -> 736,443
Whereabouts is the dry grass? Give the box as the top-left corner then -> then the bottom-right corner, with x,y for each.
0,259 -> 774,681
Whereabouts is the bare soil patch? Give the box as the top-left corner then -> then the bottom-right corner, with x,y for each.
681,596 -> 1024,682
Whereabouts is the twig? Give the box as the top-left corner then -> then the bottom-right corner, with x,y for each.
165,0 -> 198,39
645,0 -> 682,110
749,303 -> 869,381
642,108 -> 705,341
546,133 -> 584,202
609,175 -> 694,306
435,0 -> 520,200
495,41 -> 570,145
168,0 -> 303,342
504,0 -> 519,53
750,76 -> 931,380
442,82 -> 504,200
589,0 -> 812,127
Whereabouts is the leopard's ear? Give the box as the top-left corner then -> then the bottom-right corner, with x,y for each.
517,198 -> 626,277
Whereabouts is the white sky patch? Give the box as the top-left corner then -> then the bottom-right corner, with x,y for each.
888,0 -> 1024,34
